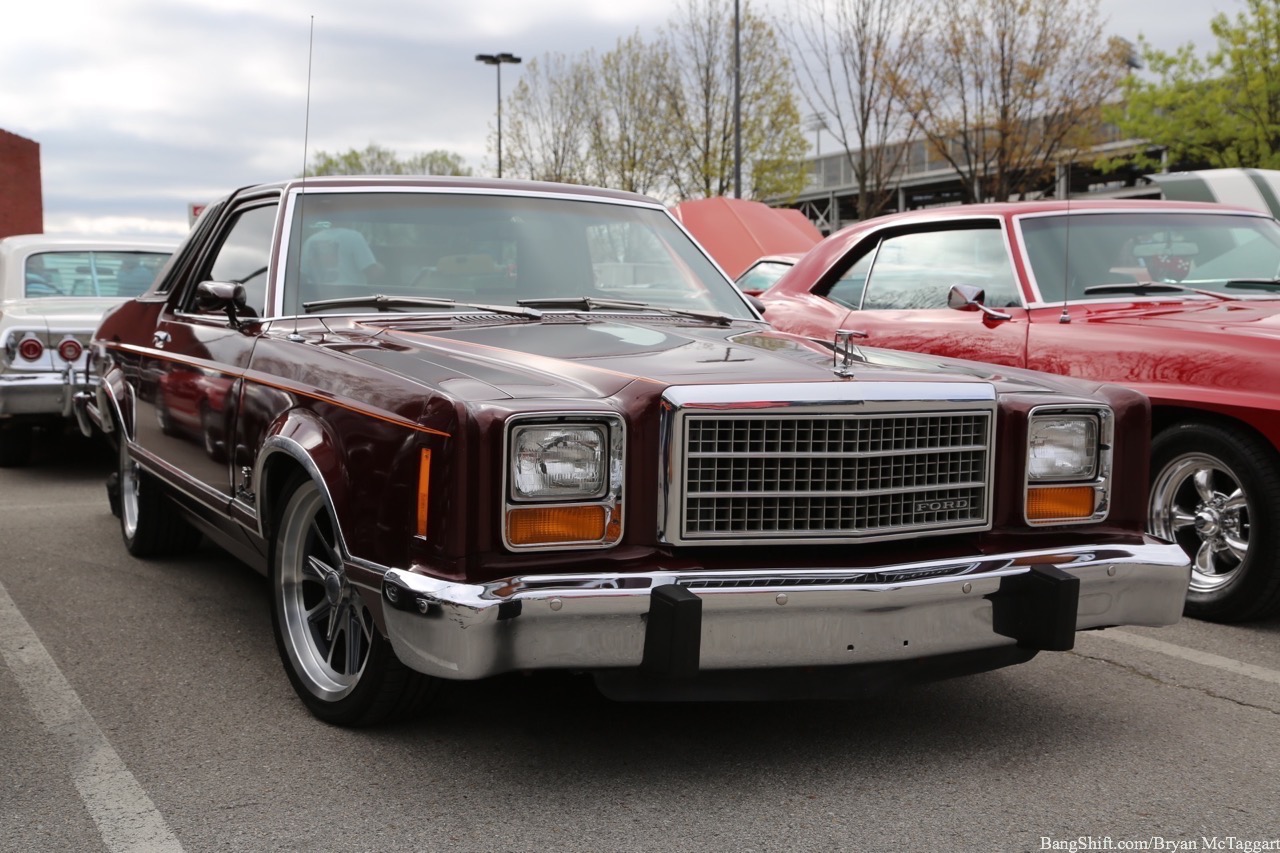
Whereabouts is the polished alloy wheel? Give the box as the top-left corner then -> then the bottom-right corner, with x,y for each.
119,437 -> 141,541
1149,452 -> 1249,594
275,483 -> 373,703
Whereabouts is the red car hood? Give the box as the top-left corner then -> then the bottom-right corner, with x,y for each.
1077,297 -> 1280,339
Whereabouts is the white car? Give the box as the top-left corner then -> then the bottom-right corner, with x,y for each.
0,234 -> 175,466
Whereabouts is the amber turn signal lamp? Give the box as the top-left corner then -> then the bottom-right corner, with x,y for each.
1027,486 -> 1095,521
416,449 -> 431,537
507,505 -> 608,546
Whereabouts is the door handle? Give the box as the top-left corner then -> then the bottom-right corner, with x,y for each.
153,331 -> 171,348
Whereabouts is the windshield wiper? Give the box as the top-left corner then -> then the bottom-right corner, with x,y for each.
1081,282 -> 1234,300
302,294 -> 542,319
1224,278 -> 1280,291
516,296 -> 734,326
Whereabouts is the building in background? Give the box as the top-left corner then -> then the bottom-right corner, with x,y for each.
0,129 -> 42,238
781,125 -> 1194,234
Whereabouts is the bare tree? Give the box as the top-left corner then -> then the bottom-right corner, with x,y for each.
501,53 -> 594,184
586,33 -> 673,195
903,0 -> 1129,203
783,0 -> 927,220
659,0 -> 808,201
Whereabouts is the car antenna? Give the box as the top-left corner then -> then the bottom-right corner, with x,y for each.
1059,161 -> 1072,324
289,16 -> 315,343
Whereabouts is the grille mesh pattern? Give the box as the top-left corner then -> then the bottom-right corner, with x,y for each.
682,413 -> 990,538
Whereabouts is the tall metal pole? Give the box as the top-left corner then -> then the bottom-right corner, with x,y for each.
475,52 -> 522,179
733,0 -> 742,198
496,62 -> 504,178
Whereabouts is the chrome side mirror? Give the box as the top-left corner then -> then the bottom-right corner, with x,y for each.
947,284 -> 1012,321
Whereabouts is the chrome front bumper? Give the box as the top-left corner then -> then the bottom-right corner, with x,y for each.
380,541 -> 1190,681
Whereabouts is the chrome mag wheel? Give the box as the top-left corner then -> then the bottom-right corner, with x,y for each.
118,435 -> 141,542
1149,452 -> 1249,595
274,480 -> 373,704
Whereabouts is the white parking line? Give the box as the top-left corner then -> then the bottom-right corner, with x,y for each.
0,580 -> 185,853
1090,628 -> 1280,686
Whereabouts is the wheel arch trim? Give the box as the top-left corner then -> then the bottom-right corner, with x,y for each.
255,429 -> 349,557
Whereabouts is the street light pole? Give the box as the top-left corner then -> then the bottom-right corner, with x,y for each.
733,0 -> 742,198
475,52 -> 522,179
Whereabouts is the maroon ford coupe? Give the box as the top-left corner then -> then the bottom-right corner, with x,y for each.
77,178 -> 1187,725
758,199 -> 1280,623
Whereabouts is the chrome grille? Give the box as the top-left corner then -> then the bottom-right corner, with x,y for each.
675,409 -> 993,543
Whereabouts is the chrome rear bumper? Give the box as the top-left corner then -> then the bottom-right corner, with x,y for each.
381,541 -> 1190,681
0,369 -> 90,418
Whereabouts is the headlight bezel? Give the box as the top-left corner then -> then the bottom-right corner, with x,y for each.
1024,405 -> 1113,526
502,412 -> 625,550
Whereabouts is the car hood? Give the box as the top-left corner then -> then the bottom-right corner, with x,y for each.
0,296 -> 125,328
1079,297 -> 1280,338
328,316 -> 1105,401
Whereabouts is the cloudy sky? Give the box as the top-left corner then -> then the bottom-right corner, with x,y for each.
2,0 -> 1232,241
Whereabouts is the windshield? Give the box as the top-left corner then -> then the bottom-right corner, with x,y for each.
277,191 -> 756,319
24,250 -> 171,298
737,259 -> 796,292
1019,211 -> 1280,301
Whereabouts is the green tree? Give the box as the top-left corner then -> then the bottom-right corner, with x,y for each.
903,0 -> 1129,203
1107,0 -> 1280,170
305,143 -> 472,176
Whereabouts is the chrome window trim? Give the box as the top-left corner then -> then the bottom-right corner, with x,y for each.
273,185 -> 675,320
858,221 -> 1024,311
1011,207 -> 1280,306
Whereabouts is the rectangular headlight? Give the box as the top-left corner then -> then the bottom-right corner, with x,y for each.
1028,415 -> 1097,481
511,423 -> 610,500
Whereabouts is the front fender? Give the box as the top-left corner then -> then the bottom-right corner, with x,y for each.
254,409 -> 349,552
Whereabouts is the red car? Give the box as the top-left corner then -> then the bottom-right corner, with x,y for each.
759,199 -> 1280,622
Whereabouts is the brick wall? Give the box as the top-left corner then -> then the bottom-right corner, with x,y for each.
0,129 -> 43,238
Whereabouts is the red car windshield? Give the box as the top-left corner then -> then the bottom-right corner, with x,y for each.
1020,211 -> 1280,301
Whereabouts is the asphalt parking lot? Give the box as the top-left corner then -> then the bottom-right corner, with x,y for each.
2,433 -> 1278,853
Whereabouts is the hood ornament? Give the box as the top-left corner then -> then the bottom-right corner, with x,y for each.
833,328 -> 868,377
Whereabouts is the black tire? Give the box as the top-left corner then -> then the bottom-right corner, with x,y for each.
1149,421 -> 1280,622
269,475 -> 437,726
0,425 -> 34,467
116,427 -> 202,557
